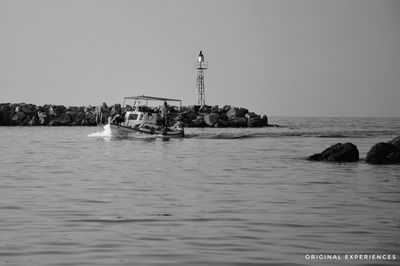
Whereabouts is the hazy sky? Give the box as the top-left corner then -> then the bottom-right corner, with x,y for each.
1,0 -> 399,116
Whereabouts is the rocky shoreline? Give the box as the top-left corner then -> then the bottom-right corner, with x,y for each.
0,102 -> 277,128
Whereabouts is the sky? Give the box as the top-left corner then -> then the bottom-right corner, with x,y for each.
0,0 -> 399,117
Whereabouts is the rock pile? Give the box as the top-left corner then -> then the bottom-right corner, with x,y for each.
180,105 -> 273,128
0,102 -> 275,128
0,102 -> 106,126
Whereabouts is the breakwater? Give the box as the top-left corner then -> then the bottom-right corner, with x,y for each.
0,102 -> 275,128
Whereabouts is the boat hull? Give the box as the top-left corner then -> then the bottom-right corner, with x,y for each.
109,124 -> 184,138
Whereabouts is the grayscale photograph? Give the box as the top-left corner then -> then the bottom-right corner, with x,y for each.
0,0 -> 399,265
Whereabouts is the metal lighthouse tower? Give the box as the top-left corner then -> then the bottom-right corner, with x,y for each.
195,50 -> 208,106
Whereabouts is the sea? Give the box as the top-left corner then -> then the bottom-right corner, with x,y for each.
0,117 -> 399,266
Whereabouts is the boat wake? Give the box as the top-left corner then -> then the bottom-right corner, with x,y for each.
88,125 -> 396,140
187,132 -> 252,139
88,124 -> 112,138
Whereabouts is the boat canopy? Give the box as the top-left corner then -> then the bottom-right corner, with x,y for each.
123,95 -> 182,109
124,95 -> 182,102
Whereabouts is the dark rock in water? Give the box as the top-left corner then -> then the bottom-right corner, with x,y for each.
41,105 -> 52,116
49,105 -> 67,117
80,118 -> 89,126
182,110 -> 197,120
247,115 -> 263,127
218,112 -> 227,121
210,105 -> 219,113
66,110 -> 78,123
21,104 -> 36,115
308,143 -> 359,162
388,136 -> 400,150
75,112 -> 86,125
85,112 -> 97,126
221,105 -> 231,112
245,112 -> 257,119
11,112 -> 26,125
188,105 -> 200,112
27,115 -> 39,126
49,113 -> 71,126
366,142 -> 400,164
387,152 -> 400,164
191,116 -> 206,127
226,107 -> 238,118
198,105 -> 211,113
96,103 -> 110,125
99,102 -> 108,111
214,119 -> 228,128
110,104 -> 122,117
37,111 -> 48,125
227,116 -> 247,127
0,104 -> 10,125
237,107 -> 249,117
261,115 -> 268,126
204,113 -> 219,127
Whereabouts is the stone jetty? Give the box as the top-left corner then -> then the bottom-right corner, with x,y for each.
0,102 -> 275,128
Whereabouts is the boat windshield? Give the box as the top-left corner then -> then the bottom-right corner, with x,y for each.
128,113 -> 138,120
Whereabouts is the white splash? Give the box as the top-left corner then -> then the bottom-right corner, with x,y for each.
88,124 -> 112,138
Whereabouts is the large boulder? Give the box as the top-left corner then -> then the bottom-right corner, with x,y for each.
198,105 -> 212,113
221,105 -> 231,112
388,136 -> 400,150
110,104 -> 122,117
21,104 -> 36,115
247,115 -> 263,127
210,105 -> 219,113
227,116 -> 247,127
214,119 -> 228,128
11,112 -> 26,125
49,113 -> 71,126
66,109 -> 78,124
188,105 -> 200,112
182,110 -> 198,126
80,118 -> 89,126
37,111 -> 49,125
308,143 -> 359,162
52,105 -> 67,117
366,142 -> 400,164
261,115 -> 269,126
27,115 -> 39,126
226,107 -> 238,119
0,104 -> 11,125
204,113 -> 219,127
191,116 -> 206,127
237,107 -> 249,117
41,105 -> 52,116
85,111 -> 97,126
74,112 -> 86,125
245,112 -> 258,119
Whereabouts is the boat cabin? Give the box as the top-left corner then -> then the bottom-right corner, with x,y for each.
121,95 -> 182,130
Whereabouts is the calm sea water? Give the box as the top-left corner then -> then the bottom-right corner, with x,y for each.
0,117 -> 399,266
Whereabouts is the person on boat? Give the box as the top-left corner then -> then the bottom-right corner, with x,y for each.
160,101 -> 168,129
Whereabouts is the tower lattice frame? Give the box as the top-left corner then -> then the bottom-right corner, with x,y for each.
195,52 -> 208,106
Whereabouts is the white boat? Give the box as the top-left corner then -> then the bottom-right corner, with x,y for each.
108,95 -> 184,138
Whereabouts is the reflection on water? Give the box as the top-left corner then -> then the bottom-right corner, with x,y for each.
0,117 -> 399,265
